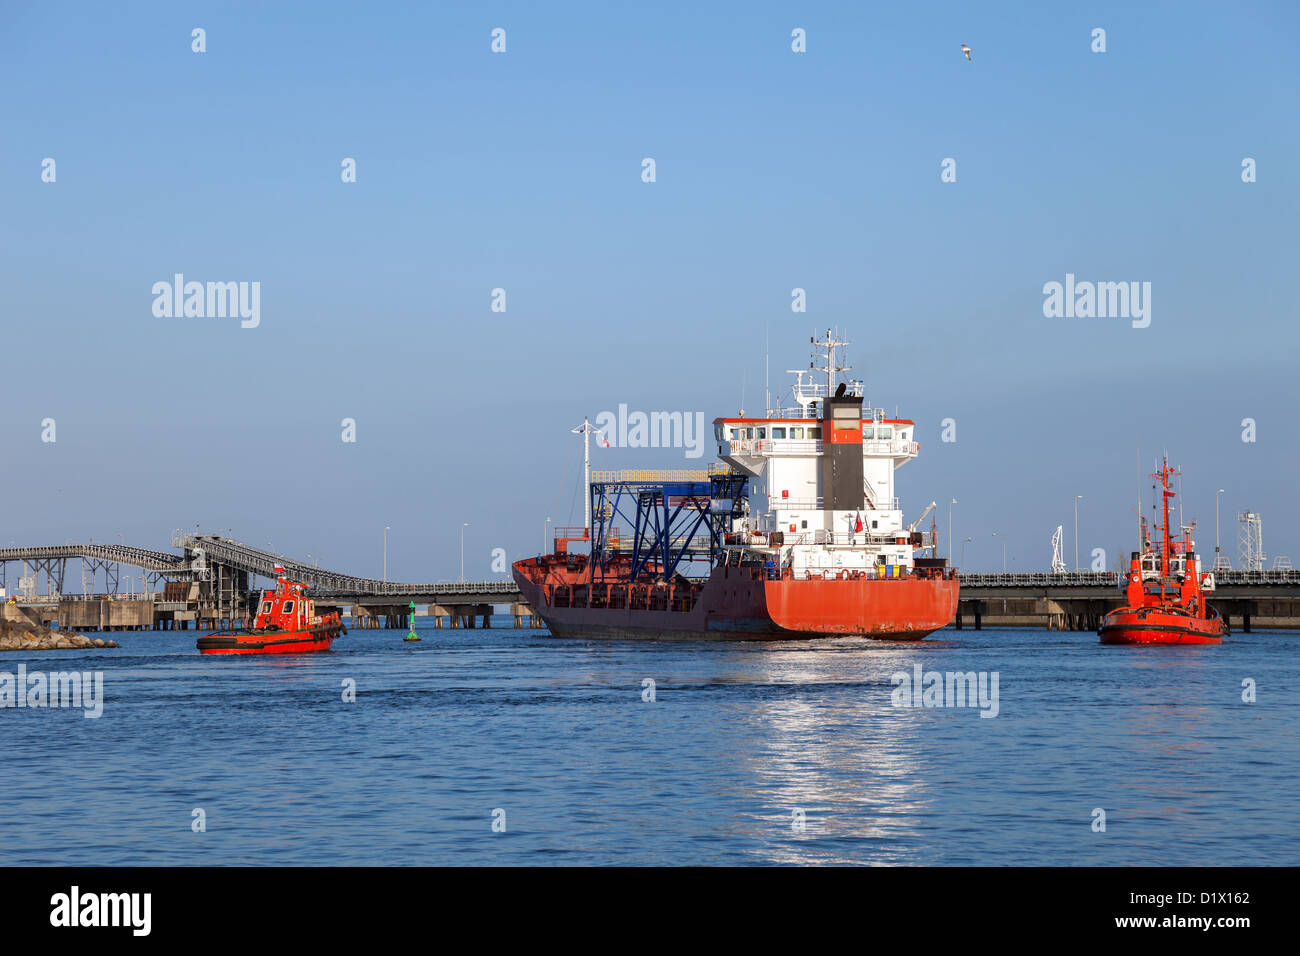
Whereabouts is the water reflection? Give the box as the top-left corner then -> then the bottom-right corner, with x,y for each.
713,642 -> 937,864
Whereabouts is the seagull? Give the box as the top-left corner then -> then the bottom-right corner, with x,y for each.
961,44 -> 972,61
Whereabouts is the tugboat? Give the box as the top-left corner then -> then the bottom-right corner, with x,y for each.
197,567 -> 345,655
512,331 -> 959,641
1098,458 -> 1226,645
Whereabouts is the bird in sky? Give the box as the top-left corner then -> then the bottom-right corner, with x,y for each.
961,44 -> 972,61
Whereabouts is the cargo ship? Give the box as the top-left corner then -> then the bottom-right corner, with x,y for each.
197,568 -> 345,654
1098,458 -> 1227,645
513,331 -> 959,641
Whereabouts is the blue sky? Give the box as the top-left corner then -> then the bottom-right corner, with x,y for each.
2,1 -> 1296,579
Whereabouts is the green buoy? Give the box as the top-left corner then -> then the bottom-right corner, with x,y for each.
403,600 -> 421,642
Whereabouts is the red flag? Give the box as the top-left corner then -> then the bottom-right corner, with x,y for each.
854,513 -> 864,532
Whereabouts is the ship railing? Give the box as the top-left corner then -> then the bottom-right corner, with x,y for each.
863,439 -> 919,457
760,497 -> 901,513
1212,568 -> 1300,584
591,468 -> 720,483
725,439 -> 823,456
959,572 -> 1122,587
728,530 -> 913,549
724,438 -> 917,458
768,497 -> 824,511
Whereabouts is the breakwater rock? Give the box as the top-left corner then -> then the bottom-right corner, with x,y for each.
0,619 -> 119,651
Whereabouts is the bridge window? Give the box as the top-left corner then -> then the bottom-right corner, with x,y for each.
261,602 -> 271,613
789,427 -> 804,439
878,426 -> 893,439
771,427 -> 786,439
757,427 -> 766,439
745,428 -> 755,439
282,601 -> 295,614
730,428 -> 740,440
863,425 -> 874,439
808,427 -> 821,439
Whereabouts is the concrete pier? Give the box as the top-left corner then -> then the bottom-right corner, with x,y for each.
955,595 -> 1300,631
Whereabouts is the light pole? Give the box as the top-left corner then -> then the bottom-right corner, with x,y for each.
992,531 -> 1006,572
1074,495 -> 1083,572
543,516 -> 552,556
948,498 -> 957,562
1215,489 -> 1225,563
383,526 -> 390,582
460,523 -> 470,581
960,536 -> 972,568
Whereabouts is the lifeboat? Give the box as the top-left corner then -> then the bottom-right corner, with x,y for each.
198,569 -> 345,655
1098,457 -> 1226,646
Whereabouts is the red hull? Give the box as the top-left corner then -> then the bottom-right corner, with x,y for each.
1098,608 -> 1226,645
197,624 -> 342,655
514,560 -> 958,641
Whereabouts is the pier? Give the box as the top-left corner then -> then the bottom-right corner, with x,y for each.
3,539 -> 1299,634
957,571 -> 1300,631
0,536 -> 537,632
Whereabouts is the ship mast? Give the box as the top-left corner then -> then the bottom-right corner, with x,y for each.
811,328 -> 851,400
571,417 -> 601,533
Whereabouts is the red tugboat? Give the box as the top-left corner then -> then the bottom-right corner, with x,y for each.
1098,458 -> 1226,646
197,568 -> 345,655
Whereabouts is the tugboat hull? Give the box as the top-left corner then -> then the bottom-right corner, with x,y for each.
197,625 -> 343,655
1098,608 -> 1226,645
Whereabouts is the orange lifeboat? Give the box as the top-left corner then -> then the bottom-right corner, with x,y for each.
198,571 -> 345,655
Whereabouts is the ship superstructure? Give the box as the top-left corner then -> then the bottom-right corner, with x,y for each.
714,330 -> 928,579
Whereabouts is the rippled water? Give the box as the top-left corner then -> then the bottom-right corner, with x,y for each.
1,621 -> 1295,865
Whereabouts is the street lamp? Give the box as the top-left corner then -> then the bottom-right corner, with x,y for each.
992,531 -> 1006,572
948,498 -> 957,562
1074,495 -> 1083,572
960,536 -> 972,568
460,523 -> 470,582
383,526 -> 391,582
1215,489 -> 1225,563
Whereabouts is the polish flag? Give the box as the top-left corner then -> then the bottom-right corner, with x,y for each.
598,431 -> 611,448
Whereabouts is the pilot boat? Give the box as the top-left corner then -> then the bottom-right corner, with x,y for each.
197,568 -> 345,655
1098,458 -> 1226,645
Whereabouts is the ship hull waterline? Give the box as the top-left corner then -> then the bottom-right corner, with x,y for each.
1098,609 -> 1226,646
514,563 -> 959,642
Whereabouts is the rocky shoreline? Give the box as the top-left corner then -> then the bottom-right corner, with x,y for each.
0,619 -> 119,652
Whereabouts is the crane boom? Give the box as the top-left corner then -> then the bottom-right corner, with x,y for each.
908,501 -> 938,533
